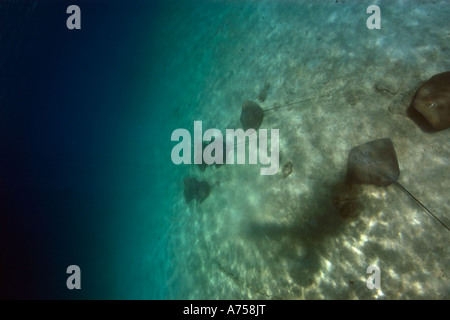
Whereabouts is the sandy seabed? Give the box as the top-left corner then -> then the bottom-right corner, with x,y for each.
157,0 -> 449,299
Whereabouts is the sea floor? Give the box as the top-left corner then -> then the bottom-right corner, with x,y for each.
150,0 -> 449,299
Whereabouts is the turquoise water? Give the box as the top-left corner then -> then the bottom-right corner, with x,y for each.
1,0 -> 449,299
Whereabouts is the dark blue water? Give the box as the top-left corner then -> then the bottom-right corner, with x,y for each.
0,0 -> 177,299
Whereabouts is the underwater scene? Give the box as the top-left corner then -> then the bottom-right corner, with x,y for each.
0,0 -> 449,299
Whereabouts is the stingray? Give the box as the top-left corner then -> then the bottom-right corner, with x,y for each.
240,100 -> 264,130
411,71 -> 450,131
346,138 -> 449,231
183,177 -> 211,203
240,94 -> 330,130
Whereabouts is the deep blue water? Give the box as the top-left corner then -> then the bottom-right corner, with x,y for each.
1,0 -> 176,299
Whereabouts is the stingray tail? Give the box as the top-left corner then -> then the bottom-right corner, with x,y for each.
393,181 -> 450,232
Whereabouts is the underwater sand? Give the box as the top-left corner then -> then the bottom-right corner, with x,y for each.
149,0 -> 449,299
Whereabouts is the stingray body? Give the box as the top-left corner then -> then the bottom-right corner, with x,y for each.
346,138 -> 449,231
412,71 -> 450,131
347,138 -> 399,187
240,100 -> 264,130
183,177 -> 211,203
239,95 -> 331,130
